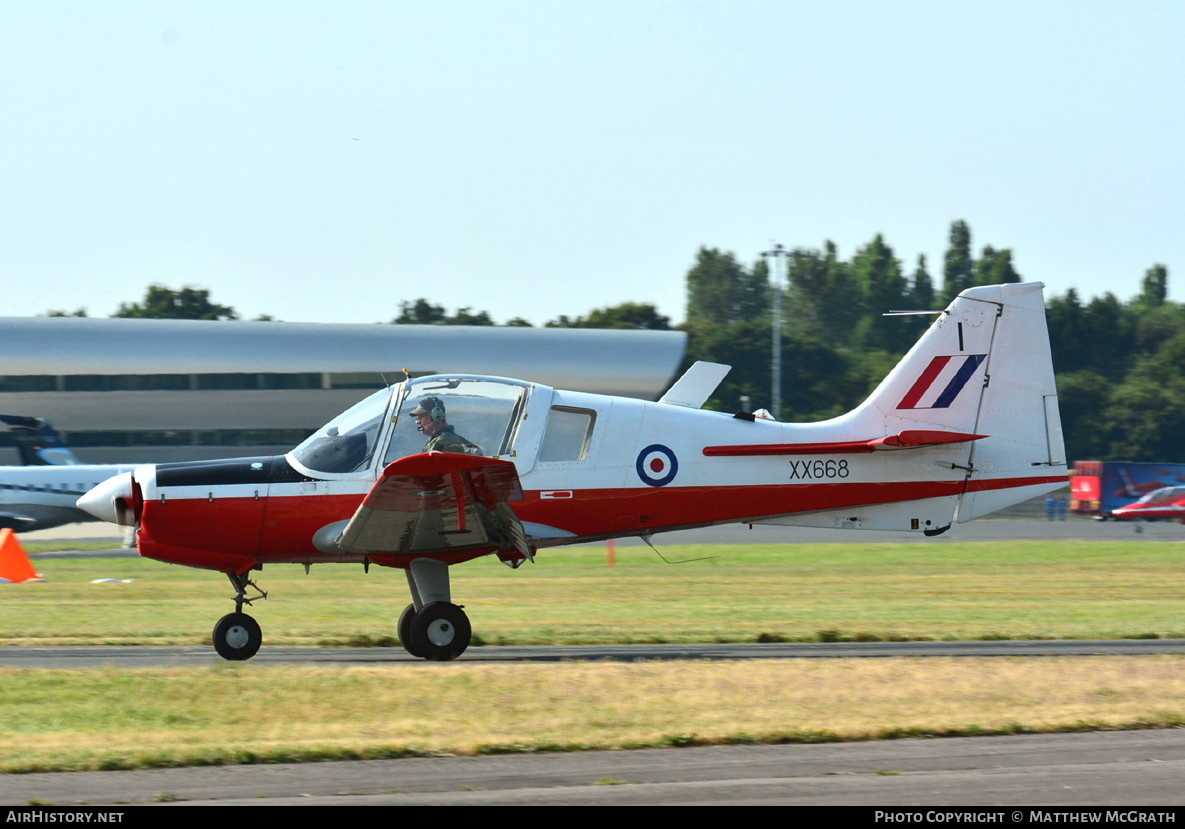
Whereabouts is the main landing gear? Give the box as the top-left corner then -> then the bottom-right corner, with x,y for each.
212,572 -> 267,661
206,559 -> 473,662
399,558 -> 472,661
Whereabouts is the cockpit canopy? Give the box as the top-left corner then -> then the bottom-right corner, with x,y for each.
288,376 -> 533,477
1134,485 -> 1185,504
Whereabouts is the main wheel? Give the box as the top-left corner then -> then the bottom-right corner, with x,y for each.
409,602 -> 471,661
212,612 -> 262,661
397,603 -> 427,658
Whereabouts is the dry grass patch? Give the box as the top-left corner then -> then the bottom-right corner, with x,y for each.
2,656 -> 1184,772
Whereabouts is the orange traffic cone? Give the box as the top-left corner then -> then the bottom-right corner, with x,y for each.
0,528 -> 43,583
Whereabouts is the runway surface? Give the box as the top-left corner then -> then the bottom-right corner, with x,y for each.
4,638 -> 1185,669
4,730 -> 1184,806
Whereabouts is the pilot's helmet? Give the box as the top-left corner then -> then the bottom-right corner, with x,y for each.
410,397 -> 446,422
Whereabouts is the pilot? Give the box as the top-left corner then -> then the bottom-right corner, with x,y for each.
409,397 -> 483,455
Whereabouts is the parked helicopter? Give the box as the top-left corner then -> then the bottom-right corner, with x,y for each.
79,282 -> 1067,661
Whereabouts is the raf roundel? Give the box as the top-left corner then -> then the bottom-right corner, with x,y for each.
636,444 -> 678,487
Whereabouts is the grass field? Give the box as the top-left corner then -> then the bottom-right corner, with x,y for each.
5,540 -> 1185,646
3,657 -> 1184,773
3,539 -> 1184,774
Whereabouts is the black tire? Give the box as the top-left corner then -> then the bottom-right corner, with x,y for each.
212,612 -> 262,661
398,603 -> 427,658
409,602 -> 471,661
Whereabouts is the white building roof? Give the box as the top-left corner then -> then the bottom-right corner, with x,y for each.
0,317 -> 686,398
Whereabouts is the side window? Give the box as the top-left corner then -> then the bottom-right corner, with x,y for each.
539,406 -> 596,462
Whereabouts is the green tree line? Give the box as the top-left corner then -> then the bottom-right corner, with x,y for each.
47,221 -> 1181,463
681,223 -> 1180,465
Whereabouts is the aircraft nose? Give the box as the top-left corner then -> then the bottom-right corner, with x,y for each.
78,472 -> 135,525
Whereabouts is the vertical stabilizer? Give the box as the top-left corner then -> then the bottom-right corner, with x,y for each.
953,283 -> 1068,520
0,415 -> 82,466
843,281 -> 1066,521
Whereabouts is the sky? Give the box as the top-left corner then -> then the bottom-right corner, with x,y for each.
3,1 -> 1184,326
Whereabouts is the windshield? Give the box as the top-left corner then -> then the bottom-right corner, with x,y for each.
1136,486 -> 1185,504
384,376 -> 529,464
290,387 -> 393,475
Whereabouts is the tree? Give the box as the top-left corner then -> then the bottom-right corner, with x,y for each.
976,246 -> 1021,285
819,241 -> 863,338
784,247 -> 829,339
1080,293 -> 1133,380
941,220 -> 974,303
907,254 -> 935,310
850,234 -> 908,351
785,241 -> 862,345
546,302 -> 671,330
685,247 -> 768,326
392,299 -> 447,325
1045,288 -> 1085,372
391,299 -> 496,325
1137,263 -> 1168,308
447,308 -> 495,326
113,285 -> 238,320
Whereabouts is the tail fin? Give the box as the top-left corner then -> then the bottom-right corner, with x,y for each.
0,415 -> 82,466
756,282 -> 1066,534
854,281 -> 1067,520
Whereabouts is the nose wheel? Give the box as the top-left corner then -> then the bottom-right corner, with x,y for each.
211,571 -> 267,661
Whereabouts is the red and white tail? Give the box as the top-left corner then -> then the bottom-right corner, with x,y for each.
762,282 -> 1067,533
855,281 -> 1067,521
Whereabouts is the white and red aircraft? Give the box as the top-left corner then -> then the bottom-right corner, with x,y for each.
1110,486 -> 1185,522
79,282 -> 1067,661
0,415 -> 139,533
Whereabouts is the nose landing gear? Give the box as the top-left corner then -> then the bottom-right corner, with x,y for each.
211,572 -> 268,661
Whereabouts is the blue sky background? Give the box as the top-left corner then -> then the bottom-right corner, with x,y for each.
3,1 -> 1183,325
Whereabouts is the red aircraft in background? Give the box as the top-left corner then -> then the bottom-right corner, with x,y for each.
1111,486 -> 1185,522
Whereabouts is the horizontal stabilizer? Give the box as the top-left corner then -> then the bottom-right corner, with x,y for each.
659,362 -> 731,409
702,430 -> 988,457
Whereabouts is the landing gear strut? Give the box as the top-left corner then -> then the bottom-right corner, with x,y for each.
398,559 -> 472,661
212,572 -> 267,661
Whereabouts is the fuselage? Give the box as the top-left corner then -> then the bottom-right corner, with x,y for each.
80,369 -> 1066,575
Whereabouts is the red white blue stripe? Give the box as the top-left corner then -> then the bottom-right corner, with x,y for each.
897,355 -> 986,409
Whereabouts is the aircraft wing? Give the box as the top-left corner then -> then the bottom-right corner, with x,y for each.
332,453 -> 532,560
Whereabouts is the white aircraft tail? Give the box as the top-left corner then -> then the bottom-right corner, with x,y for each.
766,281 -> 1067,532
857,281 -> 1066,521
0,415 -> 82,466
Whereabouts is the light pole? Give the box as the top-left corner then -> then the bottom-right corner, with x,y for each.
761,243 -> 789,420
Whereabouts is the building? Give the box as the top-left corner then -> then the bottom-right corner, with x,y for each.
0,317 -> 686,464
